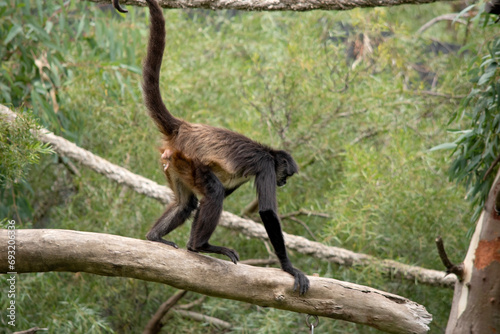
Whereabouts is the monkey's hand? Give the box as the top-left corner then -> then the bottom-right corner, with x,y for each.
281,261 -> 310,295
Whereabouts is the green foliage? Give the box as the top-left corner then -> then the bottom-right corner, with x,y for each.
437,14 -> 500,221
1,0 -> 69,132
0,1 -> 489,333
0,111 -> 53,186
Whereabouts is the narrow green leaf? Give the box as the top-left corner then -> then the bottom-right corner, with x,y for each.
4,24 -> 22,45
478,65 -> 497,85
428,143 -> 458,152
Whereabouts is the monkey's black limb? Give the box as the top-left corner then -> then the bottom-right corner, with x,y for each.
260,209 -> 310,295
113,0 -> 128,13
146,192 -> 199,248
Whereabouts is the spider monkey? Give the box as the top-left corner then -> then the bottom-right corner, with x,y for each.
114,0 -> 309,295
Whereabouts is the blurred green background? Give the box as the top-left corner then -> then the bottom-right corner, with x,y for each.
1,0 -> 499,332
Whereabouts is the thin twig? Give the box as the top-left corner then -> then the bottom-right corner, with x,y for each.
351,129 -> 380,144
280,209 -> 332,219
414,90 -> 467,99
241,198 -> 259,216
435,236 -> 464,281
336,109 -> 368,118
143,290 -> 188,334
13,328 -> 48,334
483,152 -> 500,181
417,13 -> 467,34
174,310 -> 232,330
176,295 -> 207,310
283,216 -> 318,241
59,156 -> 81,177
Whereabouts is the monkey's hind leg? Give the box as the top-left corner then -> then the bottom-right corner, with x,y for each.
187,167 -> 239,264
146,181 -> 198,248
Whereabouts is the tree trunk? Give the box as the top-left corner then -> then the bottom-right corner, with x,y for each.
0,229 -> 432,334
445,171 -> 500,333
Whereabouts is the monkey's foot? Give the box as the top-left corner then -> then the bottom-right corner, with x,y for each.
282,263 -> 310,295
159,239 -> 179,248
148,237 -> 179,249
188,244 -> 240,264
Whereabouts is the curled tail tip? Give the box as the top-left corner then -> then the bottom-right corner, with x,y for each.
112,0 -> 129,13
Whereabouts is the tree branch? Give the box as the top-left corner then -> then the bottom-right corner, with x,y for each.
483,151 -> 500,181
0,105 -> 457,287
0,229 -> 431,334
88,0 -> 455,11
435,236 -> 464,281
143,290 -> 188,334
417,13 -> 468,34
13,328 -> 48,334
173,310 -> 232,329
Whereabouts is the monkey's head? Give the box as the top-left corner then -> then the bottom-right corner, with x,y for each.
274,150 -> 298,187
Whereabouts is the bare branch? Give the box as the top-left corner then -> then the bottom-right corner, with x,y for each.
174,310 -> 232,330
280,209 -> 332,219
351,128 -> 380,144
0,229 -> 432,334
417,13 -> 468,34
281,216 -> 319,241
483,152 -> 500,181
175,295 -> 207,309
413,90 -> 467,99
435,236 -> 464,281
143,290 -> 188,334
13,328 -> 48,334
240,198 -> 259,216
87,0 -> 456,12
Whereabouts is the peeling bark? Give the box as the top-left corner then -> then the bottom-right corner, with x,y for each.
445,171 -> 500,333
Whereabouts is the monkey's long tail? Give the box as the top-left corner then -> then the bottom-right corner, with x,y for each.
143,0 -> 182,137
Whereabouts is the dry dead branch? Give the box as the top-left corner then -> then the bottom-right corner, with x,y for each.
0,229 -> 432,334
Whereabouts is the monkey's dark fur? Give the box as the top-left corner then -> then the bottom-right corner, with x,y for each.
118,0 -> 309,294
113,0 -> 128,13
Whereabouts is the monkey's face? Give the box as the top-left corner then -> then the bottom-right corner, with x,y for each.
275,151 -> 298,187
277,175 -> 288,187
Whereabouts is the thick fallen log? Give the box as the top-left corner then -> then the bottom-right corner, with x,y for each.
0,229 -> 432,334
0,105 -> 457,287
87,0 -> 455,12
